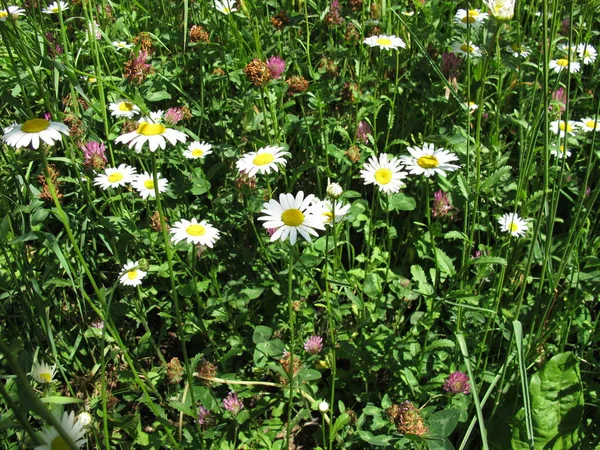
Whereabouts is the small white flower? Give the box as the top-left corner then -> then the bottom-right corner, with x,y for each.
109,100 -> 141,118
549,144 -> 571,159
318,401 -> 330,413
170,218 -> 221,247
131,172 -> 168,199
35,411 -> 87,450
31,360 -> 57,384
549,58 -> 581,74
577,43 -> 597,65
115,115 -> 187,152
112,41 -> 133,50
506,43 -> 530,58
77,412 -> 92,426
399,143 -> 461,178
93,164 -> 137,190
0,5 -> 26,21
119,261 -> 147,287
483,0 -> 515,20
466,101 -> 478,112
549,120 -> 577,137
578,117 -> 600,132
1,118 -> 69,149
149,110 -> 164,123
498,212 -> 528,237
42,1 -> 68,14
214,0 -> 236,14
454,9 -> 488,28
235,145 -> 290,177
310,199 -> 351,226
184,141 -> 213,159
326,179 -> 343,199
452,41 -> 482,58
363,35 -> 406,50
360,153 -> 407,194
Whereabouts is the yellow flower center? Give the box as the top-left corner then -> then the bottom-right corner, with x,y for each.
51,6 -> 59,12
281,209 -> 304,227
108,172 -> 124,183
118,102 -> 134,112
376,37 -> 392,47
417,155 -> 439,169
508,222 -> 518,233
143,179 -> 154,189
556,58 -> 569,67
191,149 -> 204,157
374,168 -> 393,185
322,211 -> 334,223
253,153 -> 275,166
223,7 -> 231,13
585,120 -> 596,128
462,10 -> 478,23
584,50 -> 591,57
558,122 -> 572,132
0,11 -> 8,19
21,119 -> 50,133
186,224 -> 206,236
127,270 -> 138,280
558,145 -> 565,153
39,372 -> 52,383
136,122 -> 166,136
51,435 -> 69,450
460,44 -> 474,53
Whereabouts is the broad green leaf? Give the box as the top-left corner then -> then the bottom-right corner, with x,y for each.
252,326 -> 273,344
387,193 -> 417,211
364,273 -> 382,299
39,396 -> 83,405
358,431 -> 394,446
427,409 -> 461,437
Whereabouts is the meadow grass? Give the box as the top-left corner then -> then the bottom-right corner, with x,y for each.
0,0 -> 598,448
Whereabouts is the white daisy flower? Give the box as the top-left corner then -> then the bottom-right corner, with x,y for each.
454,9 -> 488,28
363,34 -> 406,50
399,143 -> 461,177
483,0 -> 515,20
170,218 -> 221,247
498,212 -> 528,237
577,43 -> 597,65
42,1 -> 68,14
0,5 -> 25,21
114,115 -> 187,152
112,41 -> 133,50
149,110 -> 164,123
184,141 -> 213,159
214,0 -> 236,14
506,43 -> 530,58
578,117 -> 600,132
549,58 -> 581,74
466,101 -> 478,111
235,145 -> 290,177
310,199 -> 351,226
119,261 -> 147,287
452,41 -> 482,57
360,153 -> 407,194
557,43 -> 576,53
31,360 -> 57,384
549,120 -> 577,137
93,164 -> 137,190
258,191 -> 326,245
326,179 -> 343,199
35,411 -> 87,450
1,118 -> 69,149
77,412 -> 92,427
131,172 -> 168,199
549,144 -> 571,159
109,100 -> 141,118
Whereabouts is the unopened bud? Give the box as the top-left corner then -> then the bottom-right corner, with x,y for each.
138,258 -> 149,271
326,180 -> 343,199
318,401 -> 330,413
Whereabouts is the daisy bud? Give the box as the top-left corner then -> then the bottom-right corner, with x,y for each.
326,180 -> 343,199
138,258 -> 150,271
318,401 -> 330,413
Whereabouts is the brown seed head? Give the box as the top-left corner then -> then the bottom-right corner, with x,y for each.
244,59 -> 272,87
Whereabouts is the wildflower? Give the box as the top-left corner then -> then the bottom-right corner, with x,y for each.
466,101 -> 478,112
578,117 -> 600,132
549,58 -> 581,74
498,212 -> 529,237
286,75 -> 309,93
244,59 -> 272,86
360,153 -> 407,194
164,107 -> 185,125
452,41 -> 482,58
167,357 -> 184,384
189,25 -> 210,43
113,41 -> 133,50
222,391 -> 243,414
443,371 -> 471,395
345,145 -> 361,163
0,5 -> 25,21
236,145 -> 289,177
214,0 -> 236,14
454,9 -> 488,28
1,118 -> 69,149
270,10 -> 289,29
170,218 -> 221,247
149,110 -> 164,123
109,100 -> 140,119
311,199 -> 351,225
77,412 -> 92,426
133,32 -> 154,55
258,191 -> 326,245
88,20 -> 101,40
93,164 -> 136,190
266,56 -> 286,79
31,360 -> 57,384
184,141 -> 213,159
123,50 -> 154,84
132,172 -> 168,199
81,141 -> 107,170
550,87 -> 567,114
441,52 -> 462,78
42,1 -> 68,14
91,320 -> 104,329
326,180 -> 343,199
318,401 -> 330,412
38,164 -> 62,204
304,335 -> 323,354
325,0 -> 343,26
577,43 -> 596,65
197,406 -> 210,425
399,143 -> 461,178
35,411 -> 86,450
387,401 -> 428,436
356,120 -> 372,144
549,144 -> 571,159
432,190 -> 456,218
115,115 -> 187,152
363,34 -> 406,50
483,0 -> 515,20
549,120 -> 577,137
507,43 -> 530,58
119,261 -> 147,287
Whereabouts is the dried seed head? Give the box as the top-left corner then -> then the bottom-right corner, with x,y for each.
189,25 -> 210,43
244,59 -> 272,86
286,75 -> 309,94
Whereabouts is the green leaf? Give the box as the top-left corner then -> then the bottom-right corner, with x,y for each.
481,166 -> 512,191
358,431 -> 394,446
331,413 -> 350,438
425,436 -> 455,450
39,396 -> 83,405
511,352 -> 583,449
427,409 -> 461,437
364,273 -> 382,299
435,249 -> 456,277
145,90 -> 172,101
469,256 -> 507,267
387,193 -> 417,211
252,326 -> 273,344
444,231 -> 469,241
